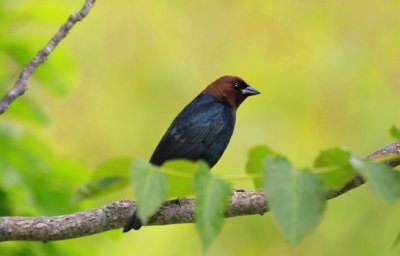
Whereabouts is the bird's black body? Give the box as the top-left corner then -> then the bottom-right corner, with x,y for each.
150,93 -> 235,167
123,76 -> 260,232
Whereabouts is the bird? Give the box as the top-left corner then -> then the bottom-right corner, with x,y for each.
123,75 -> 260,232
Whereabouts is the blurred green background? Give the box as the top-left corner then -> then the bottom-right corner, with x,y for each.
1,0 -> 400,255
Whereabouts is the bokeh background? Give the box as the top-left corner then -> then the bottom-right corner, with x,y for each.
1,0 -> 400,255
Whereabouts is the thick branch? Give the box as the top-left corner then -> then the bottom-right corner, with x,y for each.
0,0 -> 96,115
0,141 -> 399,242
0,191 -> 266,242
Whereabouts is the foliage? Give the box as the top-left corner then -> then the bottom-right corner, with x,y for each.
71,143 -> 400,251
194,162 -> 231,252
245,145 -> 276,188
351,157 -> 400,204
72,157 -> 131,203
313,148 -> 357,190
0,1 -> 75,122
130,160 -> 167,224
264,157 -> 325,245
2,1 -> 400,256
391,125 -> 400,140
0,1 -> 85,255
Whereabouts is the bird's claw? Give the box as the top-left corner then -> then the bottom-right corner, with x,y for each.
171,198 -> 182,206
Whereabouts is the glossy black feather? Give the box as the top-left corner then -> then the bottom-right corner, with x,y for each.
150,93 -> 235,167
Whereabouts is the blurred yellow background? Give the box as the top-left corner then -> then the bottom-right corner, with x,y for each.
3,0 -> 400,255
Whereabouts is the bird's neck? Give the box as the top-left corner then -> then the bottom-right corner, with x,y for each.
202,91 -> 241,110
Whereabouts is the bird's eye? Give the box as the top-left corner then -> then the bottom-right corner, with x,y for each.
233,82 -> 246,90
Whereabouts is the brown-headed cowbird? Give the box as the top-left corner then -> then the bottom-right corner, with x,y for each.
123,76 -> 260,232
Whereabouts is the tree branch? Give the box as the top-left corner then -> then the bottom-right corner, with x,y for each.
0,141 -> 399,242
2,0 -> 398,245
0,0 -> 96,115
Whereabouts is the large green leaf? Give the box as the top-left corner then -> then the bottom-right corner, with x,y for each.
72,157 -> 131,203
314,148 -> 356,190
161,159 -> 198,198
131,160 -> 167,224
245,145 -> 276,188
350,157 -> 400,204
264,157 -> 326,245
194,163 -> 231,252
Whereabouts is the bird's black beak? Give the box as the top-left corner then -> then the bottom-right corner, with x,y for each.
241,86 -> 261,96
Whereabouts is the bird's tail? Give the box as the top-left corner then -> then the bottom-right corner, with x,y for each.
123,212 -> 142,232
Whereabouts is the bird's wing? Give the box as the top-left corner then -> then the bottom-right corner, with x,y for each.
149,121 -> 226,166
149,102 -> 231,166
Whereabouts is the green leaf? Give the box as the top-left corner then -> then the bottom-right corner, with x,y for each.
162,159 -> 198,198
72,157 -> 131,203
350,157 -> 400,204
194,163 -> 231,252
131,159 -> 167,224
390,125 -> 400,140
264,157 -> 326,245
318,169 -> 356,191
246,145 -> 276,188
314,148 -> 351,167
314,148 -> 356,190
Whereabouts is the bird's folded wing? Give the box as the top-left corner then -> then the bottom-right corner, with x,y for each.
149,121 -> 225,166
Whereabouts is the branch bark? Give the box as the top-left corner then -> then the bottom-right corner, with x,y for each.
0,0 -> 399,243
1,141 -> 399,242
0,0 -> 96,115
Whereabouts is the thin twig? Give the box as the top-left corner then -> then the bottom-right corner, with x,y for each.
0,0 -> 96,115
0,141 -> 399,242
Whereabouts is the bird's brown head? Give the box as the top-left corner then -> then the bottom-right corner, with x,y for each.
203,76 -> 260,109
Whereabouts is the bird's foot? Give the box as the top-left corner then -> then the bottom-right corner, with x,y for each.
170,198 -> 182,206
